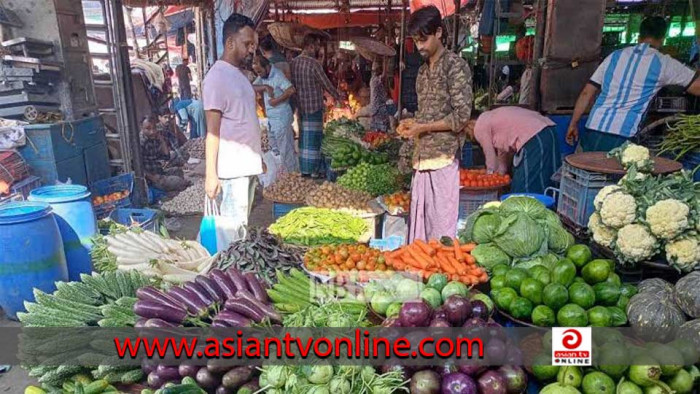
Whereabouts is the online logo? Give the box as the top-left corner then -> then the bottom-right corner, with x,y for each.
552,327 -> 591,366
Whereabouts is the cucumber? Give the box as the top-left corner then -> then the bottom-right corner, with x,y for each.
160,384 -> 205,394
83,379 -> 109,394
73,382 -> 84,394
119,368 -> 144,384
62,380 -> 75,392
38,365 -> 82,384
24,386 -> 47,394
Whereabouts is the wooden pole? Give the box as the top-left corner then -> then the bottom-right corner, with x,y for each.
530,0 -> 546,111
397,0 -> 407,117
453,0 -> 460,52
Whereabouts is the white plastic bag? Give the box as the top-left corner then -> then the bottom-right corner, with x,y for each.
257,150 -> 282,188
198,197 -> 246,254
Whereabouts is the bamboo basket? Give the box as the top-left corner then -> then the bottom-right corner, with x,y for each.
351,36 -> 396,60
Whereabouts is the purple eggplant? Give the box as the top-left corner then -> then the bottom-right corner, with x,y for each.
168,286 -> 208,315
486,339 -> 507,365
184,281 -> 215,306
216,386 -> 234,394
443,295 -> 472,327
196,366 -> 220,389
477,370 -> 507,394
399,300 -> 432,327
137,286 -> 185,310
244,272 -> 268,303
457,365 -> 486,377
505,347 -> 523,365
236,290 -> 281,323
470,300 -> 490,321
134,300 -> 187,324
223,297 -> 266,323
210,269 -> 238,299
441,372 -> 477,394
215,310 -> 252,327
226,269 -> 249,293
410,369 -> 441,394
135,318 -> 147,328
142,359 -> 157,375
179,364 -> 199,378
212,321 -> 230,328
221,366 -> 255,389
497,366 -> 527,394
144,318 -> 177,328
147,371 -> 165,388
433,307 -> 449,321
196,275 -> 225,302
156,365 -> 182,381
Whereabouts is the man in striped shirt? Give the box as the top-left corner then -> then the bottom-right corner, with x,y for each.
568,17 -> 700,152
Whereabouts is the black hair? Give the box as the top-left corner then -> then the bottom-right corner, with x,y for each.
222,13 -> 254,45
408,5 -> 446,43
302,33 -> 321,49
639,16 -> 667,40
260,34 -> 277,52
255,53 -> 270,69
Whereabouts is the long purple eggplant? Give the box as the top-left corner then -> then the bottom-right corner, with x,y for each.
195,275 -> 225,302
144,318 -> 177,328
226,269 -> 249,294
137,286 -> 185,310
211,320 -> 230,328
135,318 -> 148,328
236,290 -> 281,323
243,272 -> 268,303
215,310 -> 251,327
179,364 -> 199,378
168,286 -> 208,316
223,296 -> 268,323
156,365 -> 182,381
184,281 -> 215,306
134,300 -> 187,324
210,269 -> 238,299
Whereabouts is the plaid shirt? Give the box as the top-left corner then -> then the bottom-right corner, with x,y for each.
140,135 -> 169,175
290,54 -> 340,115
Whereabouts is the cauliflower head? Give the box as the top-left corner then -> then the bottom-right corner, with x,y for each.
615,223 -> 658,263
594,185 -> 622,211
645,199 -> 690,240
588,212 -> 617,248
618,171 -> 648,184
600,192 -> 637,228
665,236 -> 700,272
608,142 -> 653,172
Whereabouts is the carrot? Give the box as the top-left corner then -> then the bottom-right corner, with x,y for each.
464,254 -> 476,265
439,257 -> 457,274
461,243 -> 477,252
401,255 -> 420,268
441,246 -> 455,253
389,249 -> 405,259
478,271 -> 489,283
453,238 -> 464,261
447,256 -> 466,275
393,262 -> 406,270
414,239 -> 436,256
451,274 -> 461,282
405,248 -> 432,269
428,239 -> 441,248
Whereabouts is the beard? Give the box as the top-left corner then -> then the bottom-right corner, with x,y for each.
419,50 -> 430,59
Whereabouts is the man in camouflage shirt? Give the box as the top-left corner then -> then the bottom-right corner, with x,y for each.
398,5 -> 473,242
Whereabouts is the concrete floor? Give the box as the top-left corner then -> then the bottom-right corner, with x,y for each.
0,187 -> 276,393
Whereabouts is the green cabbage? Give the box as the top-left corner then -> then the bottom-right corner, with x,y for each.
494,213 -> 547,258
471,243 -> 510,270
547,222 -> 576,254
514,253 -> 560,271
540,208 -> 563,227
461,209 -> 502,244
500,196 -> 549,221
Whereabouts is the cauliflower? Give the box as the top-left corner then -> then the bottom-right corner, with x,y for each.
618,171 -> 648,184
599,192 -> 637,228
588,212 -> 617,248
665,236 -> 700,272
645,199 -> 690,240
483,201 -> 501,209
615,223 -> 658,263
594,185 -> 622,211
608,142 -> 653,172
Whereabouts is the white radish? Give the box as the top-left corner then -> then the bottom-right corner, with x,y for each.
105,235 -> 138,251
115,256 -> 151,265
107,246 -> 154,260
174,256 -> 208,270
117,263 -> 152,271
196,257 -> 215,273
157,261 -> 199,275
162,273 -> 197,283
140,231 -> 168,253
124,231 -> 159,252
184,241 -> 210,258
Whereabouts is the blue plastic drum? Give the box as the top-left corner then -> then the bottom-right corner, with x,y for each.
0,202 -> 68,319
29,185 -> 97,281
501,193 -> 556,209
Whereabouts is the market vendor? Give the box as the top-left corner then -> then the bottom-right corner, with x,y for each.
354,86 -> 372,130
369,61 -> 390,132
252,54 -> 298,173
568,16 -> 700,152
398,5 -> 473,242
140,116 -> 190,192
466,106 -> 559,194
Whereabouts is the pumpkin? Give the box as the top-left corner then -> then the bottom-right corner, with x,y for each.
637,278 -> 674,296
677,319 -> 700,350
627,292 -> 686,342
674,272 -> 700,319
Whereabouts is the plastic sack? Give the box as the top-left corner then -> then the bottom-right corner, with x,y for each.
257,150 -> 282,188
198,197 -> 246,254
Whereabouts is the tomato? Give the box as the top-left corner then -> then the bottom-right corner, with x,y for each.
356,260 -> 366,270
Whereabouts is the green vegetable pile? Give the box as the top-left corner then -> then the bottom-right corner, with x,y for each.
322,136 -> 388,169
490,244 -> 636,327
18,271 -> 152,392
534,332 -> 700,394
259,365 -> 407,394
459,196 -> 575,271
269,207 -> 368,246
657,114 -> 700,161
338,162 -> 402,197
324,117 -> 366,140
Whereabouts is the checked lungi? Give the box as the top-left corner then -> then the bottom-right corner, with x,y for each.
298,109 -> 324,176
511,126 -> 561,194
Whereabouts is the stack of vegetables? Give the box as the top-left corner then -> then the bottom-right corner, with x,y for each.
460,169 -> 511,189
589,144 -> 699,270
303,243 -> 391,283
140,376 -> 258,394
324,117 -> 366,142
533,333 -> 699,394
306,181 -> 374,214
323,136 -> 389,169
384,238 -> 489,285
258,365 -> 407,394
133,267 -> 278,390
262,172 -> 318,204
91,227 -> 214,283
19,271 -> 151,393
269,207 -> 368,246
363,131 -> 392,149
490,245 -> 634,327
214,227 -> 305,285
459,197 -> 575,272
627,275 -> 700,344
381,191 -> 411,215
338,162 -> 402,197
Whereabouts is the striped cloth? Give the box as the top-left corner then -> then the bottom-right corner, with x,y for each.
511,126 -> 561,195
586,43 -> 697,137
298,110 -> 324,175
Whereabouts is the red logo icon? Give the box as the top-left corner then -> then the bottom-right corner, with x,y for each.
562,329 -> 582,349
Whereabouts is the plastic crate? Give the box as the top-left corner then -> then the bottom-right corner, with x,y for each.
556,162 -> 621,229
272,202 -> 303,220
680,151 -> 700,182
654,97 -> 687,113
457,189 -> 500,232
90,173 -> 134,219
107,208 -> 159,234
10,175 -> 41,200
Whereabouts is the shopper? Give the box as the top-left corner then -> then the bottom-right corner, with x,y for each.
398,5 -> 473,242
467,106 -> 559,194
202,13 -> 261,225
174,99 -> 207,139
252,54 -> 298,173
369,60 -> 390,131
175,57 -> 192,100
259,34 -> 291,80
568,16 -> 700,152
290,34 -> 343,177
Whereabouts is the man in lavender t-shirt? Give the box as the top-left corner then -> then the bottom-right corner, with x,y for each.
203,14 -> 261,225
